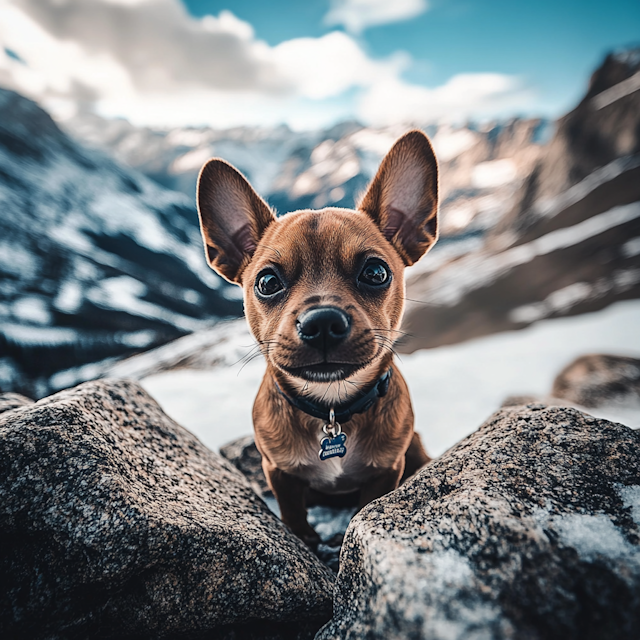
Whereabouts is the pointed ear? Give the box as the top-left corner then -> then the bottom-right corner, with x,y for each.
197,159 -> 276,283
358,130 -> 439,265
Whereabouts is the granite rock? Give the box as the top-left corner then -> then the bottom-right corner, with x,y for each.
317,404 -> 640,640
552,354 -> 640,408
220,434 -> 272,497
0,379 -> 334,639
0,392 -> 33,414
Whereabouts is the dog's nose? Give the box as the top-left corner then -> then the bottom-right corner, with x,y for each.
296,306 -> 351,351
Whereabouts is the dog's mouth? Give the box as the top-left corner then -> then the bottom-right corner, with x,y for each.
281,362 -> 364,382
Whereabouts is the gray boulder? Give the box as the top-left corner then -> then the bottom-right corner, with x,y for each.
0,379 -> 334,639
0,392 -> 33,414
318,404 -> 640,640
221,434 -> 273,497
552,354 -> 640,408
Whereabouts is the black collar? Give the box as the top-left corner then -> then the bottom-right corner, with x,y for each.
274,368 -> 392,423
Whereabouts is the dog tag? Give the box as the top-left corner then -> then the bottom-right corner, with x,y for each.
319,432 -> 347,461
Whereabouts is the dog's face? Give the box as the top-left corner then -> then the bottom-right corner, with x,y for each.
197,130 -> 439,396
241,208 -> 406,383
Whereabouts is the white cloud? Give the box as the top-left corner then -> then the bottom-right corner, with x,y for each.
358,73 -> 530,126
324,0 -> 428,34
2,0 -> 285,94
0,0 -> 530,130
272,31 -> 404,99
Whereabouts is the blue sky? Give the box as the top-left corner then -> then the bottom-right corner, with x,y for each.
185,0 -> 640,116
0,0 -> 638,129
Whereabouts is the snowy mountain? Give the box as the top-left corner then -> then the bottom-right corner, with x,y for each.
4,49 -> 637,399
0,89 -> 241,398
500,49 -> 640,237
401,49 -> 640,351
63,115 -> 548,238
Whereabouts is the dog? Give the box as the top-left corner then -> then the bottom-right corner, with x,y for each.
196,130 -> 438,546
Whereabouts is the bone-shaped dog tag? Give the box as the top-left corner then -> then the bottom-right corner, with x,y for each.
319,432 -> 347,461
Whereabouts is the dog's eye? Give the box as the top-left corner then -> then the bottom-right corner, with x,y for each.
256,270 -> 284,297
358,259 -> 390,287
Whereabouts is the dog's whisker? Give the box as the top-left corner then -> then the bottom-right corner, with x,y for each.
371,327 -> 414,339
236,353 -> 267,376
231,346 -> 263,367
233,338 -> 281,369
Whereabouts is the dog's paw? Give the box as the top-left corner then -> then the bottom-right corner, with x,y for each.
290,523 -> 321,549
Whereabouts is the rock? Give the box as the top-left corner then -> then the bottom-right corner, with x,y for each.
500,394 -> 539,408
220,436 -> 356,573
0,379 -> 334,639
317,404 -> 640,640
0,392 -> 33,414
552,354 -> 640,408
220,434 -> 273,497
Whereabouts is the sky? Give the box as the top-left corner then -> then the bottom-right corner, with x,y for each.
0,0 -> 638,131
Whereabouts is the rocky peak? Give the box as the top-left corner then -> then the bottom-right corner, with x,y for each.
583,47 -> 640,102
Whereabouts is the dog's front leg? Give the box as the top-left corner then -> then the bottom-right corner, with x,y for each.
263,462 -> 321,548
358,461 -> 405,510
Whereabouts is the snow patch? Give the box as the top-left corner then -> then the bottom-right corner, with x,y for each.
54,281 -> 84,314
622,237 -> 640,258
510,270 -> 640,324
89,192 -> 173,253
1,323 -> 79,345
472,159 -> 517,189
165,128 -> 211,147
552,513 -> 640,567
170,147 -> 214,174
310,505 -> 357,541
412,202 -> 640,308
0,357 -> 22,388
50,358 -> 120,392
618,485 -> 640,527
531,501 -> 640,572
0,243 -> 39,279
407,236 -> 484,279
592,71 -> 640,110
119,329 -> 157,348
431,127 -> 478,162
533,155 -> 640,219
11,297 -> 51,325
350,128 -> 398,157
86,276 -> 204,332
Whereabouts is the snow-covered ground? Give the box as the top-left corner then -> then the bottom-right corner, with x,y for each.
142,300 -> 640,458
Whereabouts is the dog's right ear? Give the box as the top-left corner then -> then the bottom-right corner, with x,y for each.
197,159 -> 276,284
359,130 -> 439,266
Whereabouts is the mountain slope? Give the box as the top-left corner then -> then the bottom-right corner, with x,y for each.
64,116 -> 547,238
498,49 -> 640,239
0,88 -> 241,398
401,49 -> 640,352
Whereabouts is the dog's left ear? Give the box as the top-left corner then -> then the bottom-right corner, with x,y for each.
358,130 -> 439,265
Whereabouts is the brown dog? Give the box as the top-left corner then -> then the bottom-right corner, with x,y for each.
197,130 -> 438,546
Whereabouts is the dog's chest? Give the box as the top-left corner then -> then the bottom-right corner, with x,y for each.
285,431 -> 374,493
